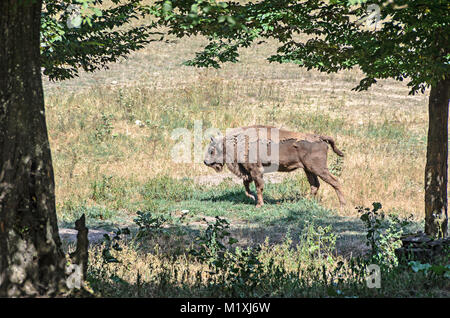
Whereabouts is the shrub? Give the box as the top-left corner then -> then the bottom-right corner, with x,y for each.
358,202 -> 413,268
134,210 -> 168,239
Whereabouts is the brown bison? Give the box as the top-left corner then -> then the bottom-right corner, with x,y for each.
203,125 -> 346,207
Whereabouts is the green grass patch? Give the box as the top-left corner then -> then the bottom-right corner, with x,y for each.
286,113 -> 347,135
365,120 -> 408,140
58,200 -> 129,229
140,175 -> 201,201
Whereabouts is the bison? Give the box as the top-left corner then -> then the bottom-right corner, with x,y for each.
203,125 -> 346,207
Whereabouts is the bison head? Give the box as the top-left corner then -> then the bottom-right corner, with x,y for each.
204,136 -> 225,172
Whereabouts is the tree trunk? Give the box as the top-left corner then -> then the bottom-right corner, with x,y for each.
424,79 -> 450,238
0,0 -> 67,296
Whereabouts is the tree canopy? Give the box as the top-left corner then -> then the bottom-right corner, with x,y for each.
150,0 -> 449,94
41,0 -> 161,81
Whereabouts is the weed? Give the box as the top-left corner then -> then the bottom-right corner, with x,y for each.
409,261 -> 450,279
101,227 -> 131,264
117,88 -> 135,122
134,210 -> 168,239
93,113 -> 114,142
298,223 -> 337,266
91,175 -> 114,201
358,202 -> 413,268
190,216 -> 238,269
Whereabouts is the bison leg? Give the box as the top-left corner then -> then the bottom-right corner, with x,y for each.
305,170 -> 320,197
309,167 -> 346,207
243,179 -> 256,201
249,171 -> 264,208
254,178 -> 264,208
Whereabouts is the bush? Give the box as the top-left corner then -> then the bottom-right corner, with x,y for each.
358,202 -> 413,268
134,210 -> 168,239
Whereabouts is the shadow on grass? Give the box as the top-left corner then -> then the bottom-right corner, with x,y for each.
199,187 -> 308,206
224,209 -> 368,258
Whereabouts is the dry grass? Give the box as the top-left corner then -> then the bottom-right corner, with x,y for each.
44,34 -> 429,223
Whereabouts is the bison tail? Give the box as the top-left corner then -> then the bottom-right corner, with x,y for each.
320,135 -> 344,157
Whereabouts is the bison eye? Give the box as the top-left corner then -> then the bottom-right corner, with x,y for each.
210,149 -> 214,155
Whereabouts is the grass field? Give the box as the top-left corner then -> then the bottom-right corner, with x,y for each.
43,31 -> 449,297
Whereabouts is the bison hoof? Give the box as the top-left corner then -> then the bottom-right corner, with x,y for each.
255,203 -> 264,208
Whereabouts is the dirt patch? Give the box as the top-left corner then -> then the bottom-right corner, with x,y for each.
59,228 -> 113,244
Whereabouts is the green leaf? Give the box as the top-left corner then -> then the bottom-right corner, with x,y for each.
229,237 -> 238,245
93,7 -> 102,17
226,16 -> 236,25
430,265 -> 447,276
190,4 -> 198,14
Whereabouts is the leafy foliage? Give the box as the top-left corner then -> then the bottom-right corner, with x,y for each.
298,223 -> 338,265
134,210 -> 168,238
41,0 -> 162,81
101,227 -> 131,263
190,216 -> 238,268
358,202 -> 413,267
409,261 -> 450,278
93,113 -> 114,142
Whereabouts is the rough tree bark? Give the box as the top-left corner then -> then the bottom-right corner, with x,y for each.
0,0 -> 67,296
425,79 -> 450,238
